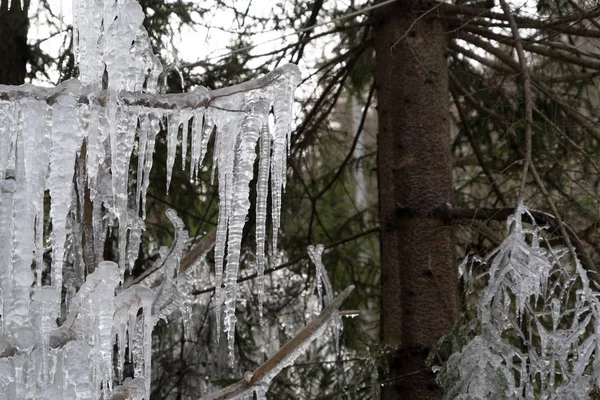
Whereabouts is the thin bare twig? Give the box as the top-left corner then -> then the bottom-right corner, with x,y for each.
455,219 -> 504,246
390,0 -> 446,51
498,2 -> 575,263
499,0 -> 532,201
450,87 -> 508,206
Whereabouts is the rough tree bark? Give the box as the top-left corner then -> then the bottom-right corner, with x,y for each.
374,2 -> 458,399
0,0 -> 28,85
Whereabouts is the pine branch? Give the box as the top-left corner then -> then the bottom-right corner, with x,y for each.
436,2 -> 600,37
499,0 -> 532,200
533,79 -> 600,142
461,24 -> 600,71
455,219 -> 504,246
450,86 -> 508,206
448,73 -> 507,124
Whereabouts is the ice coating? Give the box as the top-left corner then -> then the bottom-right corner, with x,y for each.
307,244 -> 343,354
438,204 -> 600,398
0,0 -> 301,397
202,285 -> 354,400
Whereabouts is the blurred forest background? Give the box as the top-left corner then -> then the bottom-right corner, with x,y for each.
3,0 -> 600,398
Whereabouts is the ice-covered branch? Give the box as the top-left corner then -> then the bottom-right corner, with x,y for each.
439,204 -> 600,398
450,207 -> 600,283
199,285 -> 354,400
0,64 -> 300,112
129,230 -> 216,290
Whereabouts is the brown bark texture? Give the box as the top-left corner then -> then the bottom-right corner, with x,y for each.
374,2 -> 459,399
0,0 -> 28,85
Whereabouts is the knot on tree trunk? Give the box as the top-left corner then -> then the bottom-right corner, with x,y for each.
393,202 -> 453,223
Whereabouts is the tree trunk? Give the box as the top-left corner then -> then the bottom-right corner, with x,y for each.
374,2 -> 458,399
0,0 -> 28,85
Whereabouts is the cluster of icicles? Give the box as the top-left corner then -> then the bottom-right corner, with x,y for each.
0,0 -> 300,398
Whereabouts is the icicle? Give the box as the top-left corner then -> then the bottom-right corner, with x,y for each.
92,188 -> 108,267
254,385 -> 267,400
114,283 -> 156,400
8,98 -> 49,346
49,86 -> 83,307
190,109 -> 205,179
270,65 -> 300,254
211,106 -> 242,347
307,245 -> 325,305
104,2 -> 145,93
135,114 -> 148,214
31,287 -> 59,393
128,309 -> 137,365
9,127 -> 36,352
116,317 -> 127,383
150,209 -> 190,322
0,171 -> 14,336
223,98 -> 265,363
128,28 -> 156,92
181,111 -> 190,170
190,87 -> 208,179
72,0 -> 105,87
0,101 -> 16,336
110,107 -> 138,274
104,0 -> 146,272
166,113 -> 179,194
140,113 -> 160,219
141,293 -> 153,399
72,131 -> 88,294
85,99 -> 101,198
255,110 -> 271,320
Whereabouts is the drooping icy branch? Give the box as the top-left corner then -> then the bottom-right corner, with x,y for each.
439,204 -> 600,398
